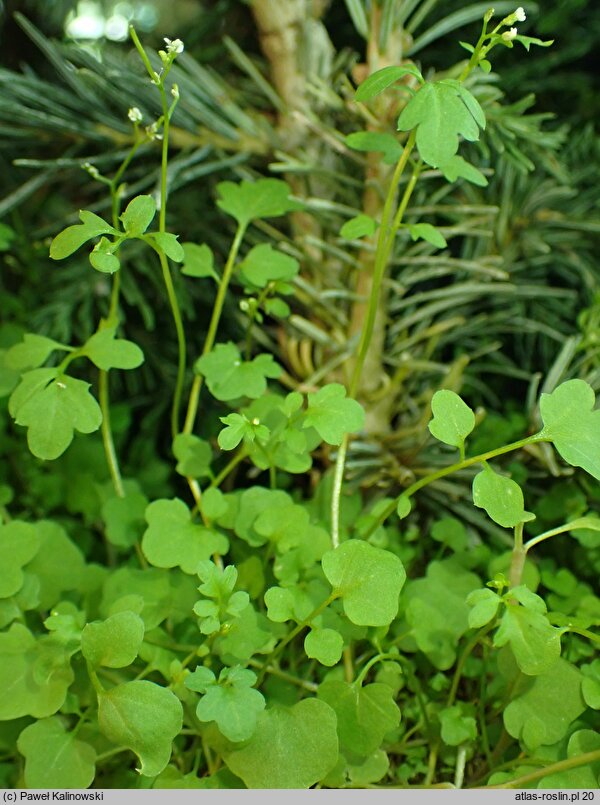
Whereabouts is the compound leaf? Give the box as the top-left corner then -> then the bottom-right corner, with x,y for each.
304,384 -> 365,445
539,379 -> 600,481
98,680 -> 182,777
322,539 -> 405,626
18,717 -> 96,789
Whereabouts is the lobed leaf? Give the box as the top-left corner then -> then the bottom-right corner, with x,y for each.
502,657 -> 585,750
5,334 -> 70,371
50,210 -> 115,260
340,213 -> 378,239
81,327 -> 144,371
224,698 -> 338,788
142,498 -> 228,574
397,79 -> 485,168
539,379 -> 600,481
149,231 -> 185,262
407,222 -> 447,249
18,718 -> 95,789
322,539 -> 405,626
304,384 -> 365,445
81,611 -> 145,668
0,521 -> 40,598
10,372 -> 102,460
120,195 -> 156,235
98,680 -> 183,777
172,433 -> 213,478
439,154 -> 488,187
317,680 -> 400,757
345,131 -> 404,165
216,179 -> 303,231
238,243 -> 299,288
195,342 -> 281,401
181,243 -> 218,280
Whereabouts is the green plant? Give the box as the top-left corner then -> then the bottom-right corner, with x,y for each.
0,7 -> 599,791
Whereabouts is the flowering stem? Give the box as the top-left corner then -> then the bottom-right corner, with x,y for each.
183,224 -> 247,435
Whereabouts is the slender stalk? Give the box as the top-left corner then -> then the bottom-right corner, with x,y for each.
331,130 -> 417,544
98,371 -> 124,498
484,750 -> 600,789
509,522 -> 525,587
349,129 -> 417,399
183,224 -> 246,435
255,592 -> 339,686
155,247 -> 186,438
363,432 -> 547,538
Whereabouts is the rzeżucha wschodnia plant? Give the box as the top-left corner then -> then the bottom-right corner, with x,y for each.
2,7 -> 600,790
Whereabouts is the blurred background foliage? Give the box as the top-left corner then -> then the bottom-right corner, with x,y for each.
0,0 -> 599,544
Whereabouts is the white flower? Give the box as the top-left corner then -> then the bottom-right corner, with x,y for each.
128,106 -> 142,123
82,161 -> 100,179
515,7 -> 526,22
502,27 -> 518,41
164,37 -> 184,55
171,83 -> 179,100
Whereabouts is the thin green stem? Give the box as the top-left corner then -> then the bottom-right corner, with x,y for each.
209,447 -> 249,489
255,593 -> 339,686
446,624 -> 494,708
183,224 -> 246,435
349,128 -> 417,399
510,521 -> 525,587
330,435 -> 349,548
331,130 -> 417,544
484,750 -> 600,789
354,651 -> 398,687
98,371 -> 124,498
155,247 -> 186,439
364,432 -> 547,538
